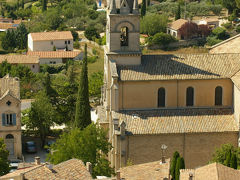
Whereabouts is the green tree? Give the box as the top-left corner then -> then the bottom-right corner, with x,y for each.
224,149 -> 231,167
175,3 -> 181,20
150,32 -> 177,49
15,23 -> 28,49
2,30 -> 16,51
89,71 -> 103,98
140,13 -> 168,36
175,157 -> 185,180
74,44 -> 91,129
71,29 -> 79,41
0,138 -> 10,176
212,27 -> 229,40
24,91 -> 55,147
230,153 -> 238,169
84,26 -> 100,40
170,151 -> 180,180
47,124 -> 114,177
21,0 -> 24,9
141,0 -> 146,17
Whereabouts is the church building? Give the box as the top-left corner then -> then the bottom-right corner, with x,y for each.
100,0 -> 240,170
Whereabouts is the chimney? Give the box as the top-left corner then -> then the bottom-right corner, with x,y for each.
86,162 -> 92,175
116,170 -> 121,180
35,157 -> 40,165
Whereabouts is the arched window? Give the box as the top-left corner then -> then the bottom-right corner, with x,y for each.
120,27 -> 128,46
186,87 -> 194,106
158,88 -> 165,107
6,134 -> 14,139
215,86 -> 223,106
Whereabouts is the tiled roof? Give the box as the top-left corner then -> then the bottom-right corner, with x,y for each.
117,54 -> 240,81
120,159 -> 170,180
30,31 -> 73,41
210,33 -> 240,49
0,55 -> 39,64
231,70 -> 240,89
117,108 -> 238,135
0,159 -> 92,180
0,23 -> 18,30
168,19 -> 188,30
27,51 -> 81,58
180,162 -> 240,180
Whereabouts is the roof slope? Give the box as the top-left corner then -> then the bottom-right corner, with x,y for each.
117,54 -> 240,81
0,55 -> 39,64
210,33 -> 240,50
168,19 -> 188,30
0,159 -> 92,180
27,51 -> 81,58
117,108 -> 238,135
30,31 -> 73,41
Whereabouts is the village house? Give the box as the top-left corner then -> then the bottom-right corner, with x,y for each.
27,51 -> 83,64
167,19 -> 188,39
193,18 -> 219,29
0,158 -> 92,180
0,75 -> 22,160
0,55 -> 40,73
0,18 -> 22,32
28,31 -> 73,51
100,0 -> 240,171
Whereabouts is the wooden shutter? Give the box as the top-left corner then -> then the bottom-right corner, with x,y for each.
13,114 -> 16,126
2,113 -> 5,126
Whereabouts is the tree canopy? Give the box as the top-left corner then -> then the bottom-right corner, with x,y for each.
0,138 -> 10,176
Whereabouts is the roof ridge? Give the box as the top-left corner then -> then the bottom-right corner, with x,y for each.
210,33 -> 240,49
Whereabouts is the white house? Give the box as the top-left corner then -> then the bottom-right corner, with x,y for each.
28,31 -> 74,51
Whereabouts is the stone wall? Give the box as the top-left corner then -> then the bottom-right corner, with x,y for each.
127,132 -> 238,169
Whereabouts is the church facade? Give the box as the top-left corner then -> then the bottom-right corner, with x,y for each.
100,0 -> 240,170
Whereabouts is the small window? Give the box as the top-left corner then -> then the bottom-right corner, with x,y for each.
68,40 -> 70,44
6,134 -> 14,139
6,101 -> 11,106
32,65 -> 35,68
51,41 -> 53,45
186,87 -> 194,106
65,41 -> 67,44
120,27 -> 128,47
53,61 -> 56,64
158,88 -> 165,107
215,86 -> 223,106
6,114 -> 13,125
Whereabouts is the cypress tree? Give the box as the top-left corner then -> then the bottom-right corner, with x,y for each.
21,0 -> 24,9
74,44 -> 91,129
170,151 -> 180,180
224,150 -> 231,167
230,153 -> 237,169
175,157 -> 185,180
42,0 -> 47,11
175,3 -> 181,20
141,0 -> 146,17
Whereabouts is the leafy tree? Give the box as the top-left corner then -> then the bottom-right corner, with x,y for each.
45,8 -> 62,30
15,23 -> 28,49
175,157 -> 185,180
178,22 -> 198,39
15,9 -> 32,19
47,124 -> 114,177
150,32 -> 177,48
206,36 -> 222,46
89,71 -> 103,98
0,138 -> 10,176
175,3 -> 181,20
141,0 -> 146,17
84,26 -> 100,40
24,91 -> 56,147
212,27 -> 229,40
170,151 -> 180,180
74,44 -> 91,129
219,0 -> 236,14
230,153 -> 238,169
141,13 -> 168,36
43,73 -> 57,104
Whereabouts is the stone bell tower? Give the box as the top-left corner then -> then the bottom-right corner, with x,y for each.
106,0 -> 141,65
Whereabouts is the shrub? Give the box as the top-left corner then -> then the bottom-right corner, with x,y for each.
88,56 -> 97,63
84,26 -> 100,40
150,32 -> 177,47
222,22 -> 232,30
73,41 -> 80,49
212,27 -> 229,40
40,64 -> 66,74
236,25 -> 240,33
206,36 -> 222,46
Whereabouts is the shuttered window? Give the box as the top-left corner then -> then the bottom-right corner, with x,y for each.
215,86 -> 223,106
186,87 -> 194,106
1,113 -> 16,126
158,88 -> 165,107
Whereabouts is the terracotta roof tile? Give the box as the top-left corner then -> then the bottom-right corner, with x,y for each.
0,23 -> 18,30
0,159 -> 92,180
117,54 -> 240,81
27,51 -> 81,58
30,31 -> 73,41
120,159 -> 170,180
0,55 -> 39,64
168,19 -> 188,30
117,108 -> 238,135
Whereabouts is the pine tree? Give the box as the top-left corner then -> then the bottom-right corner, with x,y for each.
74,44 -> 91,129
15,23 -> 28,49
175,157 -> 185,180
170,151 -> 180,180
230,153 -> 237,169
42,0 -> 47,11
175,3 -> 181,20
141,0 -> 146,17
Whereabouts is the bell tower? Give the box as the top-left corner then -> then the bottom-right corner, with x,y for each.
106,0 -> 141,65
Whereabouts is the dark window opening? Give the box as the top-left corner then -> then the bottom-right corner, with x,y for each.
65,41 -> 67,44
186,87 -> 194,106
6,134 -> 14,139
215,86 -> 222,106
6,114 -> 13,125
6,101 -> 11,106
158,88 -> 165,107
120,27 -> 128,47
68,40 -> 70,44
